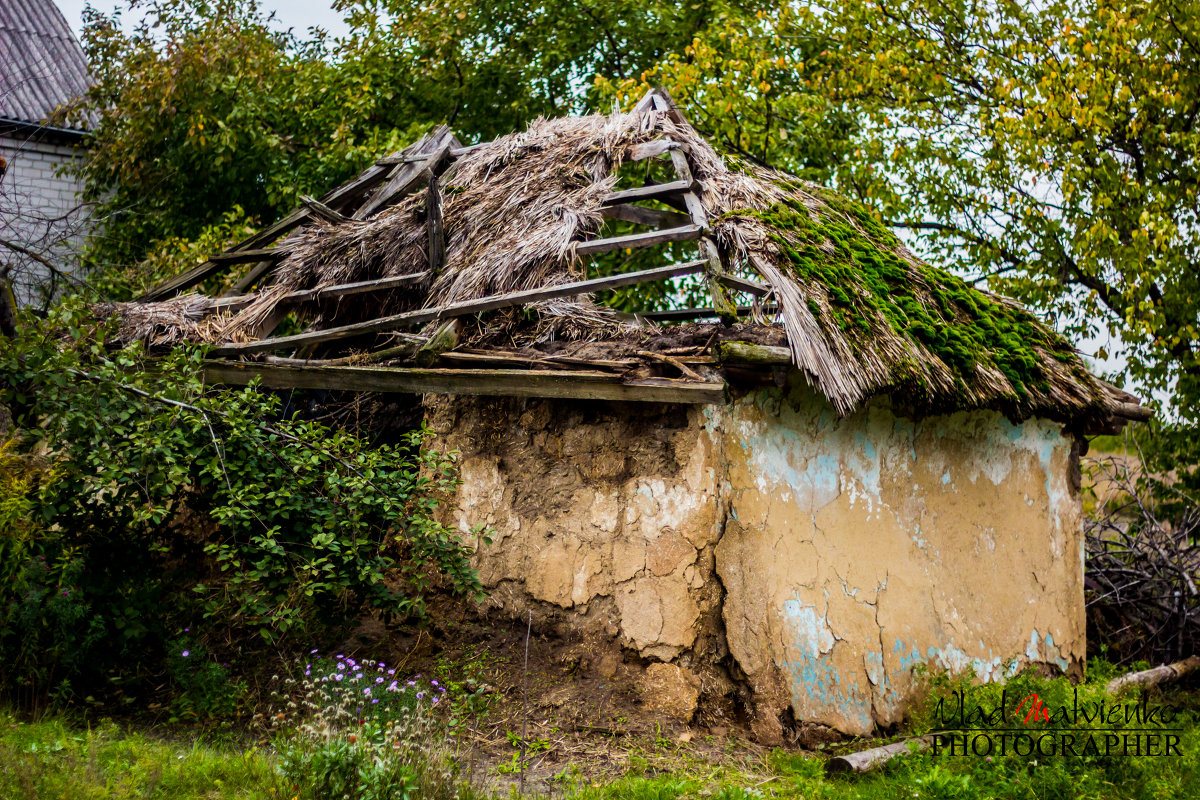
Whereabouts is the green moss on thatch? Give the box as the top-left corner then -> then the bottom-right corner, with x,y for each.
740,194 -> 1090,403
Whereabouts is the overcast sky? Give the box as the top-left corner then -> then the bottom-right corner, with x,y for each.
55,0 -> 351,40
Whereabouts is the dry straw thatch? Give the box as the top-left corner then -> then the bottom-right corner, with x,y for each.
113,98 -> 1120,426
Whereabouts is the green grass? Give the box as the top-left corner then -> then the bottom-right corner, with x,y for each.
4,666 -> 1199,800
0,711 -> 275,799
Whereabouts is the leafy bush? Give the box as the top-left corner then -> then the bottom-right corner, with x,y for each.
0,300 -> 486,709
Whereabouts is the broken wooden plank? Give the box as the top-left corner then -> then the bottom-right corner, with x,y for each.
209,248 -> 286,265
622,305 -> 779,322
263,335 -> 426,367
601,180 -> 692,206
299,195 -> 351,224
575,224 -> 701,256
356,129 -> 456,219
1106,656 -> 1200,695
391,140 -> 492,163
600,204 -> 692,228
201,361 -> 728,404
826,736 -> 933,775
414,319 -> 462,366
286,271 -> 430,303
212,260 -> 708,356
438,351 -> 637,371
140,136 -> 457,301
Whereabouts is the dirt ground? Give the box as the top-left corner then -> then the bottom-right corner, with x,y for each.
338,599 -> 837,793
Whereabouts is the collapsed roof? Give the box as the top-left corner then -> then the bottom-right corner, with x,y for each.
112,90 -> 1147,433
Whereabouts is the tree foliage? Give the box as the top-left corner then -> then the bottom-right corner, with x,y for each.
77,0 -> 768,284
608,0 -> 1200,422
78,0 -> 428,273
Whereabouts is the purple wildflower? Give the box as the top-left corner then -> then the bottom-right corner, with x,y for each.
182,650 -> 190,657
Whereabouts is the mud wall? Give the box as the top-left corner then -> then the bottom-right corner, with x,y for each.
425,380 -> 1085,737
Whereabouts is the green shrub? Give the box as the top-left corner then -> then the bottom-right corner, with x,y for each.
0,300 -> 487,709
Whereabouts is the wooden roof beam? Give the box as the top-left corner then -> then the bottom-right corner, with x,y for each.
202,361 -> 728,404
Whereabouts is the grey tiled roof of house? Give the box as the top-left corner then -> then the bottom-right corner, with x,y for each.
0,0 -> 92,132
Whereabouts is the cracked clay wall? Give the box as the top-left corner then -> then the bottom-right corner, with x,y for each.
426,382 -> 1085,737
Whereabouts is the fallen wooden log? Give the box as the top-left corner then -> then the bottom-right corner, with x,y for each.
1106,655 -> 1200,695
826,735 -> 932,775
714,341 -> 792,366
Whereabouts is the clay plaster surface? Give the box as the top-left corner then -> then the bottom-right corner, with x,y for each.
426,382 -> 1085,736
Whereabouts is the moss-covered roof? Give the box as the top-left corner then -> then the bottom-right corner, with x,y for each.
712,183 -> 1112,424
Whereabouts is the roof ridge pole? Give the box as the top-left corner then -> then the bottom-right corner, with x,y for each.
648,93 -> 739,325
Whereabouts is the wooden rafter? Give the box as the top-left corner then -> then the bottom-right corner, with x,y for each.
212,271 -> 430,312
601,180 -> 691,206
212,260 -> 708,356
575,224 -> 702,256
600,204 -> 692,228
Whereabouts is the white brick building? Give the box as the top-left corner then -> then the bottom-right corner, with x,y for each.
0,0 -> 93,304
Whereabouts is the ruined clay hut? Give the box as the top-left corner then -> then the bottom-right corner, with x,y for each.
114,90 -> 1150,740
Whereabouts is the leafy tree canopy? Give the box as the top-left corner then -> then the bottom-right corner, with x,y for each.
77,0 -> 768,280
605,0 -> 1200,423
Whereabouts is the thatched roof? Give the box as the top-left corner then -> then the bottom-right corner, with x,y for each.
112,90 -> 1146,431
